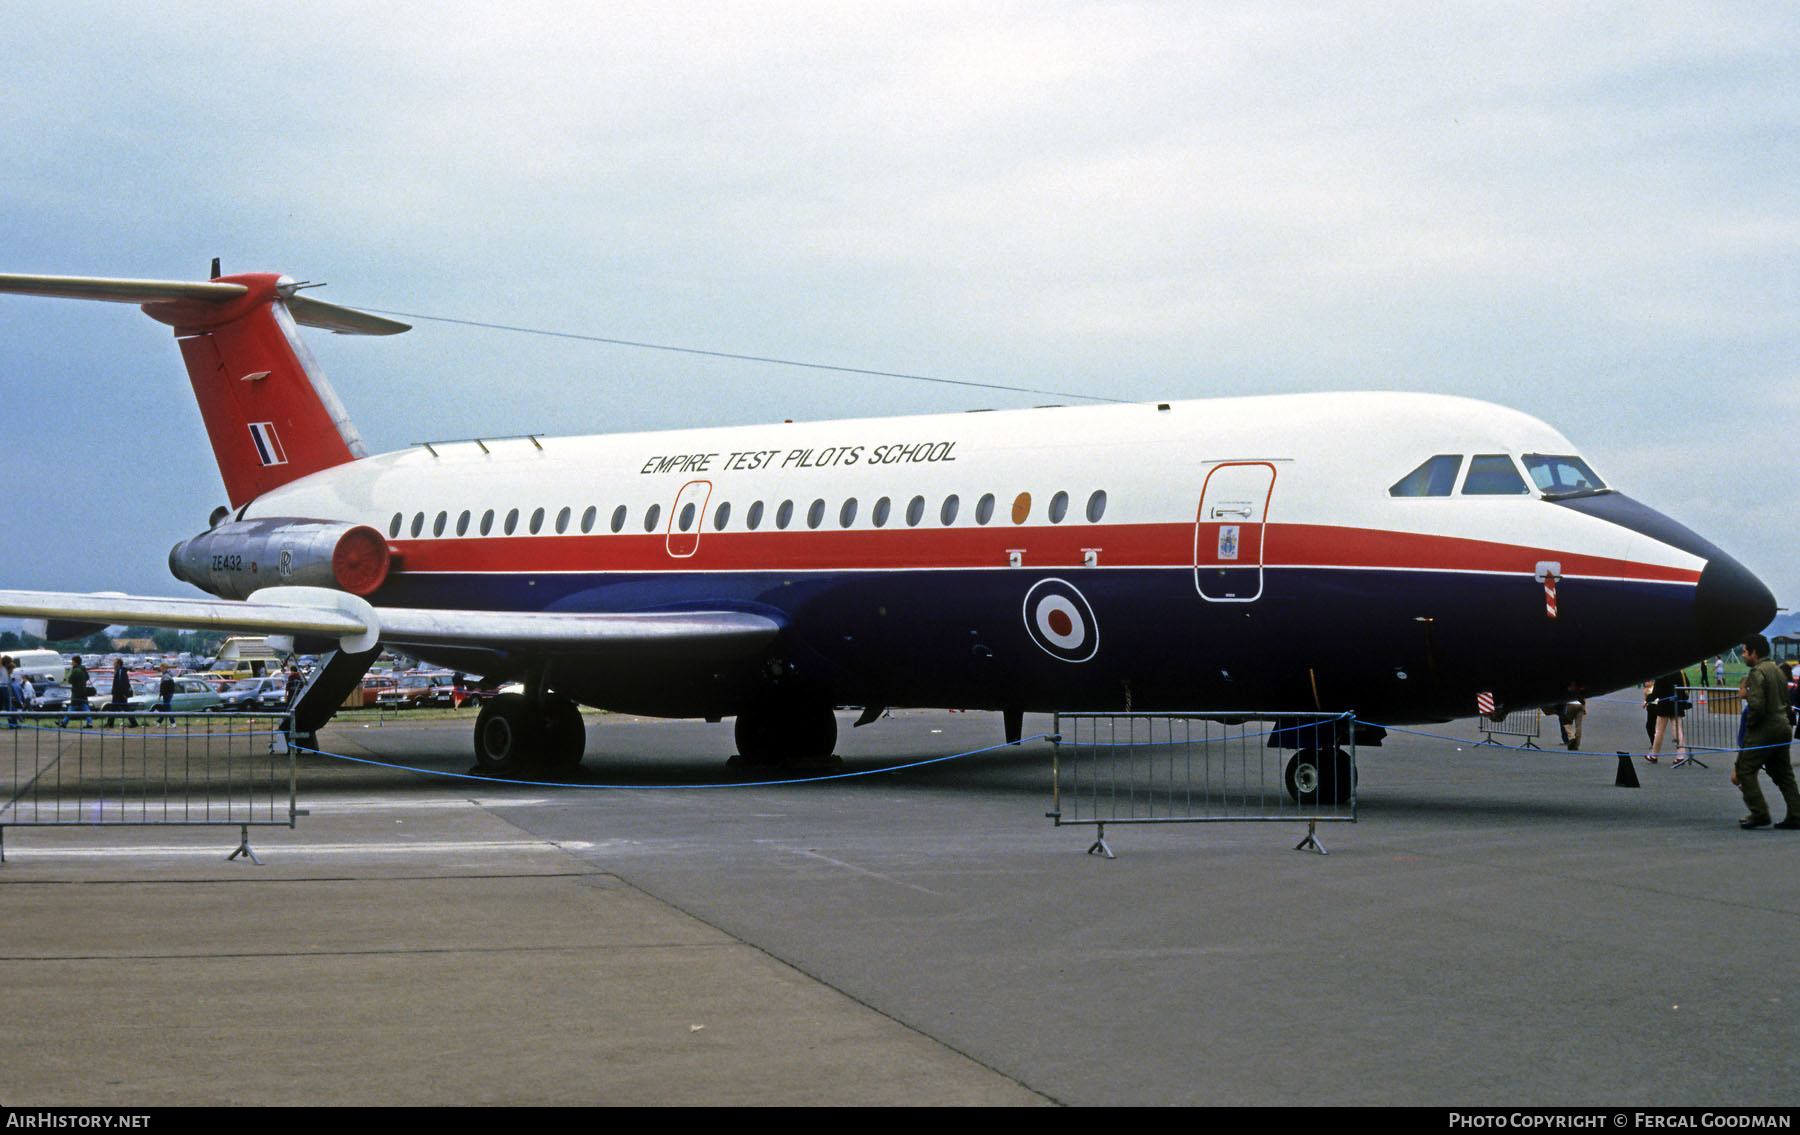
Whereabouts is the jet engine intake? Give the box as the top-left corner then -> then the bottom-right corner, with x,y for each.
170,518 -> 394,600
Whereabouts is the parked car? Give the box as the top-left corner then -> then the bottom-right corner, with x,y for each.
453,677 -> 499,708
254,676 -> 293,711
376,672 -> 457,710
126,676 -> 225,714
216,676 -> 286,712
28,682 -> 76,712
31,672 -> 110,712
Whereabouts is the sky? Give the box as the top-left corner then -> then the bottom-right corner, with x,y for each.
2,1 -> 1795,614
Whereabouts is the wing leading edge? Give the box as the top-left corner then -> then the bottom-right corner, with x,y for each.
0,586 -> 782,664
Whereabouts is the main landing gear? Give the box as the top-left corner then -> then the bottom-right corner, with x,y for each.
1284,747 -> 1355,806
473,692 -> 585,772
733,699 -> 838,767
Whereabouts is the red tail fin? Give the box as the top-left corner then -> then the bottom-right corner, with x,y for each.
0,271 -> 406,508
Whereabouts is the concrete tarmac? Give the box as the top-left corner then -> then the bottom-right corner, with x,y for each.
3,696 -> 1797,1106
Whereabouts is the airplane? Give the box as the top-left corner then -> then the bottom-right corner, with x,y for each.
0,268 -> 1777,802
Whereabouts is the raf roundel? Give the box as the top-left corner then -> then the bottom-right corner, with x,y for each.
1022,577 -> 1099,663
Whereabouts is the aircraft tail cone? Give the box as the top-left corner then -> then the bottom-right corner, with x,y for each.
1614,751 -> 1640,789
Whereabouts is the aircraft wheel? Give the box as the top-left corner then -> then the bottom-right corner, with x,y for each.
1284,748 -> 1356,806
538,697 -> 586,767
735,700 -> 837,765
474,694 -> 537,771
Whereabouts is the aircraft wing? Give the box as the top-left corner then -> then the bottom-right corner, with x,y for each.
0,586 -> 782,662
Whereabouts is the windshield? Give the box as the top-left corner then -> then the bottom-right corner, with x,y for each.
1522,454 -> 1606,496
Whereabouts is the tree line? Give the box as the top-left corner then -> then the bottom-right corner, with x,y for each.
0,627 -> 229,656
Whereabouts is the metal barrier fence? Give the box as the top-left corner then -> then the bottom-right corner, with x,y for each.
0,711 -> 297,862
1476,708 -> 1543,748
1050,712 -> 1356,854
1676,686 -> 1742,753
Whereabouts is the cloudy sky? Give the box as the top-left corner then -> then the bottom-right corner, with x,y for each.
2,2 -> 1795,612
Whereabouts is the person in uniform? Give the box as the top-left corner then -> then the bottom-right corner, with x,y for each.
1732,634 -> 1800,830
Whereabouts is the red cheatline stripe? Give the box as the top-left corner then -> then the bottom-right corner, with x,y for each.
375,521 -> 1700,584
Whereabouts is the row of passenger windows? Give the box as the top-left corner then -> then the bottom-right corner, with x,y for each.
1388,453 -> 1605,498
388,489 -> 1110,540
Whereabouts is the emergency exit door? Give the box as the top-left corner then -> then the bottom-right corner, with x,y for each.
1194,462 -> 1276,602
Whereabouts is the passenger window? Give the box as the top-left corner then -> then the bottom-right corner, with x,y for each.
776,500 -> 794,529
1390,455 -> 1463,497
679,502 -> 696,532
906,496 -> 925,527
581,506 -> 597,534
1522,454 -> 1605,495
389,513 -> 403,538
872,497 -> 891,527
456,510 -> 471,537
839,498 -> 857,528
529,507 -> 545,535
1048,491 -> 1069,523
555,506 -> 571,534
1085,490 -> 1107,523
746,501 -> 764,530
713,502 -> 731,531
610,505 -> 627,534
1462,455 -> 1530,495
433,511 -> 447,537
504,508 -> 519,535
1012,492 -> 1031,524
410,512 -> 424,538
807,499 -> 826,529
975,493 -> 995,525
481,509 -> 495,536
940,494 -> 960,525
643,503 -> 662,532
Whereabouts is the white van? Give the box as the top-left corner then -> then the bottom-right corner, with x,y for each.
7,649 -> 66,685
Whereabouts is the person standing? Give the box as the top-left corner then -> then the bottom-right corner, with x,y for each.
60,656 -> 92,728
1732,634 -> 1800,830
103,658 -> 139,728
2,656 -> 20,727
154,666 -> 177,725
1643,671 -> 1686,763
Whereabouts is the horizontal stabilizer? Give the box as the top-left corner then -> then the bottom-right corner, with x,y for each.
286,293 -> 412,336
0,272 -> 409,335
0,274 -> 247,305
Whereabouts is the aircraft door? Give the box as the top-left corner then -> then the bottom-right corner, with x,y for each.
666,480 -> 712,558
1194,462 -> 1276,602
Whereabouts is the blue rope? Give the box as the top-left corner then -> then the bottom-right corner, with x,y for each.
290,732 -> 1059,789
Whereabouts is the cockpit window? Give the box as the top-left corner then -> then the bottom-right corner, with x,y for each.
1462,454 -> 1530,495
1389,455 -> 1463,497
1522,454 -> 1605,496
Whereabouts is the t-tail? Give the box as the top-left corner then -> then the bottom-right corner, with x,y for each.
0,270 -> 407,507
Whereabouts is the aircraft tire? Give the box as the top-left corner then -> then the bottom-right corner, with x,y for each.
1284,748 -> 1356,806
735,700 -> 837,765
474,693 -> 537,771
538,697 -> 586,767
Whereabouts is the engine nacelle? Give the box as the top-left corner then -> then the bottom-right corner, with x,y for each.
170,518 -> 395,600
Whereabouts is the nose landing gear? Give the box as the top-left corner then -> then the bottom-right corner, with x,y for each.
1284,747 -> 1355,806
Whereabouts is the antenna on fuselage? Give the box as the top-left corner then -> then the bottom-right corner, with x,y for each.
210,257 -> 221,279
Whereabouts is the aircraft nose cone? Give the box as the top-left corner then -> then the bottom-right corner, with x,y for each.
1694,553 -> 1776,651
